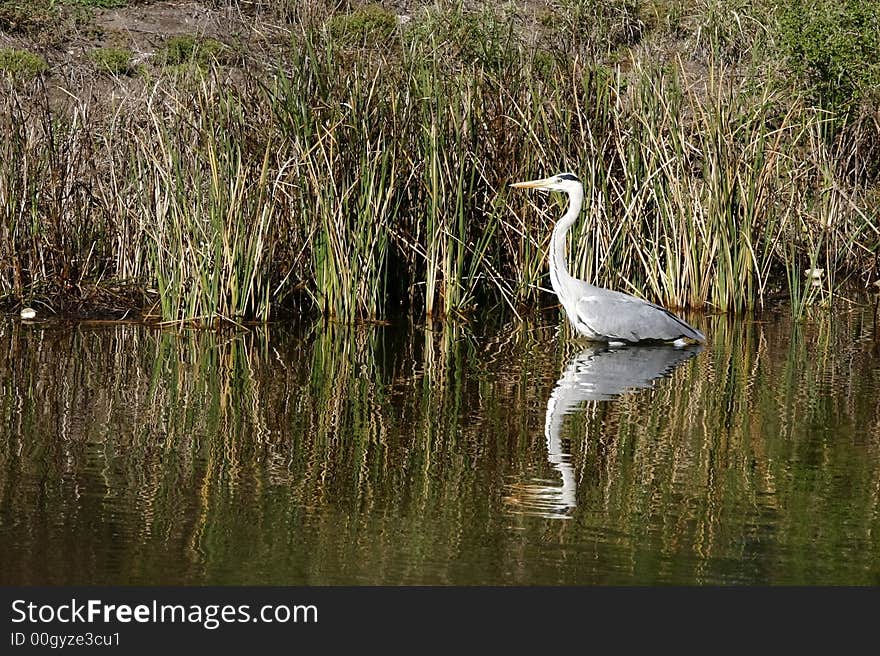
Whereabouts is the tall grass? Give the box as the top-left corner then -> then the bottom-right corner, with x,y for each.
0,2 -> 877,323
138,84 -> 283,323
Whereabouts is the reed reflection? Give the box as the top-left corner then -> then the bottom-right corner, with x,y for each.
508,344 -> 701,519
5,309 -> 880,584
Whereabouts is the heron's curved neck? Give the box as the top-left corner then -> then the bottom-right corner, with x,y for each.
549,185 -> 584,292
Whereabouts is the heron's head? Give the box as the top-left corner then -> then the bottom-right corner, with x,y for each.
510,172 -> 581,193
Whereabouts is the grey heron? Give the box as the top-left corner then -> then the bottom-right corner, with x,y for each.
511,172 -> 705,345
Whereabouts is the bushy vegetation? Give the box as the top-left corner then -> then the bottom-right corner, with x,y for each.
158,35 -> 231,68
0,1 -> 878,325
0,47 -> 48,79
90,46 -> 134,75
779,0 -> 880,111
327,3 -> 398,47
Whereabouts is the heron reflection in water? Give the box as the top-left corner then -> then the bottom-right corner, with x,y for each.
506,344 -> 701,519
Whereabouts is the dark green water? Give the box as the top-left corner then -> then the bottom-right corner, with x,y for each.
2,307 -> 879,585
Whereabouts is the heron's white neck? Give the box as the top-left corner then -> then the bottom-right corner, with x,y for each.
549,183 -> 584,299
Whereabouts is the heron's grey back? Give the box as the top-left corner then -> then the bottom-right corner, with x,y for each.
574,287 -> 704,342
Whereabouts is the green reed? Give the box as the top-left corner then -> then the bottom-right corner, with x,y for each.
137,80 -> 285,324
0,2 -> 878,323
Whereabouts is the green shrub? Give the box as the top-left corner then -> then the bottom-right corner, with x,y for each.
158,35 -> 230,68
90,46 -> 134,75
779,0 -> 880,109
328,4 -> 399,48
0,48 -> 48,80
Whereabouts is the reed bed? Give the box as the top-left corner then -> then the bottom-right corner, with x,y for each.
0,1 -> 877,324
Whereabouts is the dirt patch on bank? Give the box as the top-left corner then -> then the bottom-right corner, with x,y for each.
96,1 -> 226,50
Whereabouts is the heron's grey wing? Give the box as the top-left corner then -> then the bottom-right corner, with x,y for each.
575,290 -> 703,343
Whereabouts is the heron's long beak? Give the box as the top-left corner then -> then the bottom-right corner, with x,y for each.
510,176 -> 555,190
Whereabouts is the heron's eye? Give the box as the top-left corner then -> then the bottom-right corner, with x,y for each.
558,173 -> 579,182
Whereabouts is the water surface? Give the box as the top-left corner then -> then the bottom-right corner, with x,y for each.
1,308 -> 879,584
